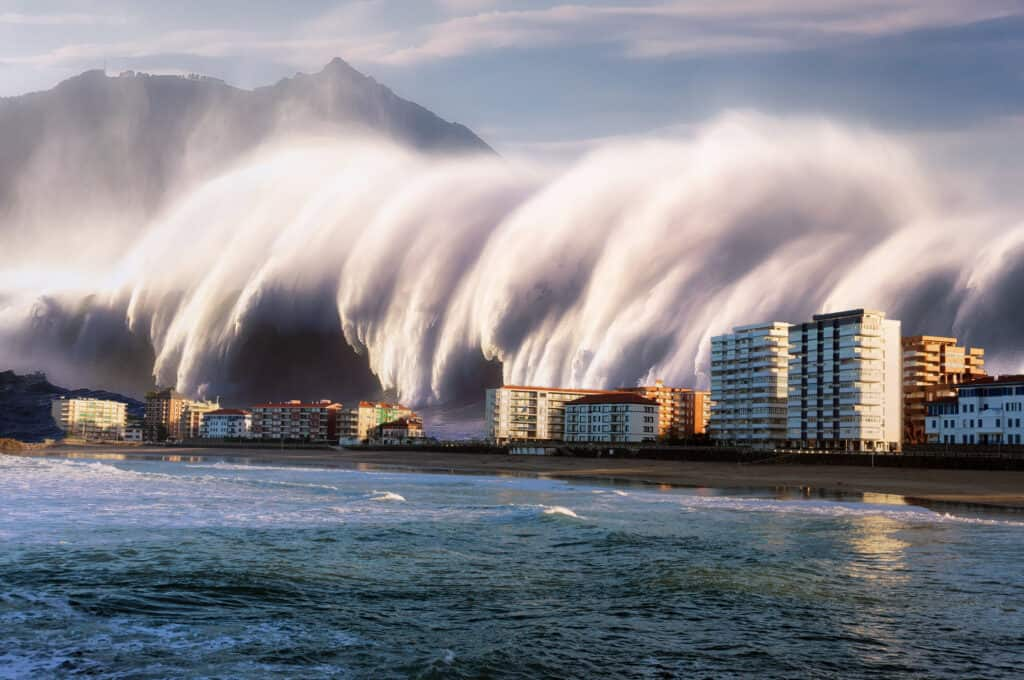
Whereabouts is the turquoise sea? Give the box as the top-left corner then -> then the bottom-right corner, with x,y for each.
1,454 -> 1022,678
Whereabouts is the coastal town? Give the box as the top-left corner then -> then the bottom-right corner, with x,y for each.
46,307 -> 1021,456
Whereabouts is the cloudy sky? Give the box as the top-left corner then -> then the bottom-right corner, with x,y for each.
2,0 -> 1024,150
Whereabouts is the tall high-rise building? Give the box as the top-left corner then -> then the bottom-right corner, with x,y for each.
618,380 -> 709,439
51,397 -> 127,441
144,387 -> 188,442
486,385 -> 610,442
902,336 -> 985,444
787,309 -> 902,452
709,322 -> 792,449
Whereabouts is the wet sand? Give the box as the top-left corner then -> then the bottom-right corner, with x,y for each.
12,443 -> 1024,510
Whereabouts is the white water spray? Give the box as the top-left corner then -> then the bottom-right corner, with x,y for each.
2,112 -> 1022,404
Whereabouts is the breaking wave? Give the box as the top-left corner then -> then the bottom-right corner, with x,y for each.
2,112 -> 1023,404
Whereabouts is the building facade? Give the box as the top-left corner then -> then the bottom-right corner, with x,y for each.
199,409 -> 252,439
356,402 -> 416,441
926,376 -> 1024,446
564,393 -> 659,443
179,399 -> 221,440
902,336 -> 985,444
50,397 -> 127,440
144,388 -> 189,441
787,309 -> 902,452
710,322 -> 792,449
250,400 -> 341,441
486,385 -> 612,442
370,417 -> 426,444
618,380 -> 710,439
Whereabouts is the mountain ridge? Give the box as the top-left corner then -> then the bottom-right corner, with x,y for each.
0,57 -> 492,263
0,370 -> 144,443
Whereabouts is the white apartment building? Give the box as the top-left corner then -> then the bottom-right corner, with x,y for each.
787,309 -> 902,452
926,376 -> 1024,446
564,393 -> 659,443
710,322 -> 792,449
486,385 -> 610,442
199,409 -> 252,439
50,397 -> 127,441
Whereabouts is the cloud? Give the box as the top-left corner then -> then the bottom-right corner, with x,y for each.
7,0 -> 1021,76
342,0 -> 1024,65
0,12 -> 127,26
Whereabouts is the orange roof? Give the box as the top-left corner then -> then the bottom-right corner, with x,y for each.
496,385 -> 611,394
251,401 -> 341,408
565,392 -> 659,406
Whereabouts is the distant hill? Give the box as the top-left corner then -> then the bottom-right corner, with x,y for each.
0,370 -> 144,442
0,57 -> 492,262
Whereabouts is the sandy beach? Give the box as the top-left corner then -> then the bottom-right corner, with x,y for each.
12,443 -> 1024,511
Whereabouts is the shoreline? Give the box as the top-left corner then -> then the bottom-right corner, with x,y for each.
10,444 -> 1024,512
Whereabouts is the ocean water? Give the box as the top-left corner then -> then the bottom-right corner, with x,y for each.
1,455 -> 1022,678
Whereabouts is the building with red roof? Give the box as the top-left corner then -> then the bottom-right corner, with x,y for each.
250,400 -> 341,441
564,392 -> 660,443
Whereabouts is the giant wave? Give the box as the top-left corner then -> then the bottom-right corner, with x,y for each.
1,112 -> 1022,405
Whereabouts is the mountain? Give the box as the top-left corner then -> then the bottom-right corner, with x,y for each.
0,58 -> 492,262
0,370 -> 144,443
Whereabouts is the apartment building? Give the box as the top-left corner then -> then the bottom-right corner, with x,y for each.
338,408 -> 359,443
179,399 -> 221,440
144,387 -> 189,441
709,322 -> 792,449
787,309 -> 902,452
250,400 -> 342,441
564,393 -> 659,443
926,376 -> 1024,446
356,402 -> 417,441
199,409 -> 252,439
50,397 -> 127,441
486,385 -> 610,442
618,380 -> 710,439
902,336 -> 985,444
369,417 -> 425,445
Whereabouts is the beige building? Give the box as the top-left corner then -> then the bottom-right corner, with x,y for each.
486,385 -> 611,442
619,380 -> 710,439
51,397 -> 127,441
356,401 -> 416,441
179,399 -> 221,440
903,335 -> 985,444
370,417 -> 425,444
144,388 -> 189,441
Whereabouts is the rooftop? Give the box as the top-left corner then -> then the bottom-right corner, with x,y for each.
252,401 -> 340,408
958,375 -> 1024,388
495,385 -> 612,395
206,408 -> 250,416
565,392 -> 659,406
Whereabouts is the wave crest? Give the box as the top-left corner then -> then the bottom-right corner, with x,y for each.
2,112 -> 1022,404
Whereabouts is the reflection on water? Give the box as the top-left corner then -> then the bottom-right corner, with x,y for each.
0,454 -> 1022,678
